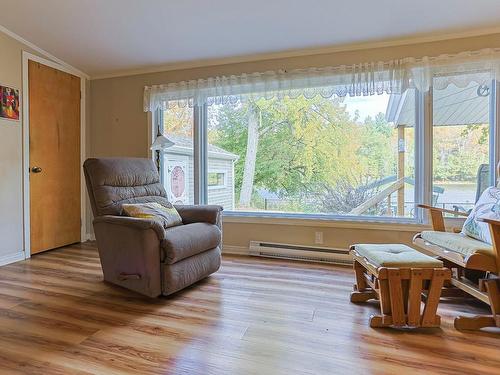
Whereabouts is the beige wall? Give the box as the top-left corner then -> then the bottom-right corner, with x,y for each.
88,33 -> 498,249
0,31 -> 26,261
0,29 -> 89,262
221,219 -> 421,253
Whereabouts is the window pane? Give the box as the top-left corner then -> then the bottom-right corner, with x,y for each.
161,105 -> 195,205
432,77 -> 491,214
207,91 -> 416,218
208,172 -> 225,187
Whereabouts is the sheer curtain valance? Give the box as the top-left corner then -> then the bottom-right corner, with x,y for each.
143,48 -> 500,112
143,61 -> 408,111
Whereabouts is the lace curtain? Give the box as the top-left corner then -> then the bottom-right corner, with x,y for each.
143,48 -> 500,112
408,49 -> 500,92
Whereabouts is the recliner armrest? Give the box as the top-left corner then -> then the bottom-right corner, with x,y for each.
93,215 -> 165,241
92,214 -> 164,297
174,205 -> 223,227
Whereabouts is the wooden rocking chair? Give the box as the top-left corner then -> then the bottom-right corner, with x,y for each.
414,204 -> 500,330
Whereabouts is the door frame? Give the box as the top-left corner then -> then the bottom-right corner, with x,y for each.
21,51 -> 87,259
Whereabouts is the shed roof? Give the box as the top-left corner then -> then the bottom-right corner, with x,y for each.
386,81 -> 490,127
167,134 -> 239,160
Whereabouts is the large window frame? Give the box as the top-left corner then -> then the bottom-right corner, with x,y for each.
153,79 -> 500,225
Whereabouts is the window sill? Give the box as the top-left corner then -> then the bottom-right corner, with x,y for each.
222,211 -> 429,232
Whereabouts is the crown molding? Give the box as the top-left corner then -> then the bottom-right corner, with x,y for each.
0,24 -> 89,79
91,26 -> 500,81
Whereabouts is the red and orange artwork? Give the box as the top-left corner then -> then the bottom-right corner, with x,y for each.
0,85 -> 20,121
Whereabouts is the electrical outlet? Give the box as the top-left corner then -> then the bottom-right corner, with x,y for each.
314,231 -> 323,244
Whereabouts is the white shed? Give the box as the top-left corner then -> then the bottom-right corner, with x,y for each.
163,135 -> 239,209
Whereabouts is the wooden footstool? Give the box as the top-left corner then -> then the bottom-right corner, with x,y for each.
349,244 -> 451,328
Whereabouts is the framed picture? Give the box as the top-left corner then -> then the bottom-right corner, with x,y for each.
0,84 -> 20,121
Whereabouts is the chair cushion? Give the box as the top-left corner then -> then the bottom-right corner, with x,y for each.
353,243 -> 443,268
461,186 -> 500,245
163,222 -> 221,264
421,231 -> 494,258
84,157 -> 170,217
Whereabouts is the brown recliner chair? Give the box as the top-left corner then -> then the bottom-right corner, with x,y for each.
83,157 -> 222,297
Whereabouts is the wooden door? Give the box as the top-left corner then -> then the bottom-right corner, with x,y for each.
29,60 -> 81,254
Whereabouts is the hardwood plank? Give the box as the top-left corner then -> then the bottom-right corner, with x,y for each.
0,242 -> 497,375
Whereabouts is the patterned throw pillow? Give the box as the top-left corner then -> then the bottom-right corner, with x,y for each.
461,187 -> 500,244
122,202 -> 182,229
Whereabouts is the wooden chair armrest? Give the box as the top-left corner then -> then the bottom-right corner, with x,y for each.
417,204 -> 469,217
478,217 -> 500,226
418,204 -> 468,232
478,218 -> 500,273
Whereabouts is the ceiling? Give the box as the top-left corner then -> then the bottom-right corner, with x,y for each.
1,0 -> 500,78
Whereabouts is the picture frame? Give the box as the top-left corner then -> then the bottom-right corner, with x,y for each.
0,84 -> 20,121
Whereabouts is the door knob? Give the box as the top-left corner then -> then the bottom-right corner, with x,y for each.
31,166 -> 43,173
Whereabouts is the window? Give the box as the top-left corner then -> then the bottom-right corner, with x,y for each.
208,172 -> 226,188
149,53 -> 500,223
431,75 -> 494,214
206,92 -> 416,218
158,83 -> 498,221
160,105 -> 195,205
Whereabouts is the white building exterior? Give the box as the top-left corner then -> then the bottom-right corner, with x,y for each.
163,135 -> 238,209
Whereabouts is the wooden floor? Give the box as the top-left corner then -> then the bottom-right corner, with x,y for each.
0,243 -> 498,375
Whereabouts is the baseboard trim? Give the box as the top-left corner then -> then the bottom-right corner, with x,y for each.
222,245 -> 249,255
0,251 -> 26,266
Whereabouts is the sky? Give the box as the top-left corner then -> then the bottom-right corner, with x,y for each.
342,94 -> 390,121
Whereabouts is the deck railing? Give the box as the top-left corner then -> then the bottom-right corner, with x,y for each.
255,198 -> 473,217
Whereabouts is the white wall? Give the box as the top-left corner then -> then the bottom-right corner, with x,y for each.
0,31 -> 27,263
208,157 -> 234,209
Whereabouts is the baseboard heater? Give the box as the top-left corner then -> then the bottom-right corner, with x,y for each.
249,241 -> 352,266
